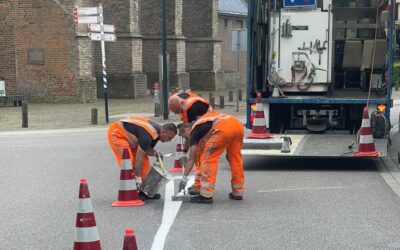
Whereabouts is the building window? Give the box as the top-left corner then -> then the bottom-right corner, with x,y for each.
235,20 -> 244,29
27,49 -> 45,65
224,19 -> 228,28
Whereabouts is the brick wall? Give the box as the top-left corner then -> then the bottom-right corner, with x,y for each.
0,1 -> 17,95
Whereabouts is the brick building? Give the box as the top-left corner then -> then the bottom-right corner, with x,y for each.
0,0 -> 245,102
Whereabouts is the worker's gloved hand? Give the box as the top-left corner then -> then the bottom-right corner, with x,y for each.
136,177 -> 142,191
178,176 -> 188,193
179,153 -> 188,165
155,151 -> 164,161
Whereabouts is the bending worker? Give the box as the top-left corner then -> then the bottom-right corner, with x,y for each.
107,117 -> 177,199
168,91 -> 213,124
178,112 -> 245,204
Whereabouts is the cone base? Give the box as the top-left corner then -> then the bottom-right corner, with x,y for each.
247,133 -> 273,139
111,199 -> 144,207
169,167 -> 184,172
353,151 -> 380,157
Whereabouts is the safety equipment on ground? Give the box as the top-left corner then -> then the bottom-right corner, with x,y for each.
170,141 -> 184,172
247,92 -> 273,139
122,227 -> 138,250
112,148 -> 145,207
73,178 -> 101,250
192,112 -> 245,199
354,106 -> 380,157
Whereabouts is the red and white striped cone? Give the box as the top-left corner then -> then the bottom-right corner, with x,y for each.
169,142 -> 184,172
73,178 -> 101,250
112,148 -> 144,207
122,227 -> 138,250
247,92 -> 273,139
354,106 -> 380,157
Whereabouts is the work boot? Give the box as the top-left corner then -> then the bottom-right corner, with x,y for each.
188,186 -> 200,195
139,191 -> 161,201
190,195 -> 213,204
229,193 -> 243,200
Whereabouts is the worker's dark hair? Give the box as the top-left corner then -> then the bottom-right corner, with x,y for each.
177,122 -> 191,130
162,123 -> 178,134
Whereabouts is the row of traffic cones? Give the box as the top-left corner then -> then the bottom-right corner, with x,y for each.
74,178 -> 138,249
248,92 -> 379,156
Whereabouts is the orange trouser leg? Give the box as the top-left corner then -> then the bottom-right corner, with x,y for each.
193,140 -> 206,189
226,121 -> 245,196
199,132 -> 229,198
107,123 -> 150,180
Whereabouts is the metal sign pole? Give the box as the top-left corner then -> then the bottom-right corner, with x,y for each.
162,0 -> 169,120
99,4 -> 109,123
236,30 -> 241,112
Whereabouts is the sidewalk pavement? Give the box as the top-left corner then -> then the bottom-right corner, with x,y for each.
0,90 -> 247,132
1,88 -> 400,132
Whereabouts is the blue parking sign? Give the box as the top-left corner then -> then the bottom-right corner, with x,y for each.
283,0 -> 316,8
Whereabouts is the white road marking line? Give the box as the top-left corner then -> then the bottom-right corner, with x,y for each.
258,186 -> 347,193
151,176 -> 194,250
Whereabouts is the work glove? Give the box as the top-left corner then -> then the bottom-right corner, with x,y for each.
155,151 -> 164,161
178,176 -> 188,193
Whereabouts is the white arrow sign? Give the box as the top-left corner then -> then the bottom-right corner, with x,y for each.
76,7 -> 99,15
89,32 -> 117,42
76,16 -> 99,24
88,24 -> 115,33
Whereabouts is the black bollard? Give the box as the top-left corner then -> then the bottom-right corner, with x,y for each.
91,108 -> 98,125
21,100 -> 28,128
209,96 -> 215,108
219,96 -> 225,109
239,89 -> 243,101
229,91 -> 233,102
208,92 -> 214,101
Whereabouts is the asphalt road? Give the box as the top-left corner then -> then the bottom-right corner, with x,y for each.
1,129 -> 400,249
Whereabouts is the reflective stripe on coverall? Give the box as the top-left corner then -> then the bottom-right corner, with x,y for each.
191,113 -> 245,197
107,117 -> 158,181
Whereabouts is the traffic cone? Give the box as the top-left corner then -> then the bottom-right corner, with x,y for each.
112,148 -> 144,207
170,142 -> 184,172
73,178 -> 101,250
247,92 -> 273,139
122,227 -> 138,250
354,106 -> 380,157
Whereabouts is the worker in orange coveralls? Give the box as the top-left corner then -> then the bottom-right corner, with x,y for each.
107,117 -> 177,200
177,112 -> 245,204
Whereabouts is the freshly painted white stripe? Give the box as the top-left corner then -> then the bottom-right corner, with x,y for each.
359,135 -> 374,144
252,118 -> 266,126
258,186 -> 347,193
361,119 -> 371,128
0,127 -> 107,136
151,177 -> 194,250
77,198 -> 93,213
119,179 -> 137,191
121,159 -> 132,170
74,226 -> 100,242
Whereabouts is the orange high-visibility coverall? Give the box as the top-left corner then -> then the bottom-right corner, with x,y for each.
107,117 -> 159,180
170,92 -> 214,123
191,113 -> 245,198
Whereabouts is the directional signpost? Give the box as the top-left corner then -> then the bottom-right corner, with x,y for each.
73,4 -> 116,123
